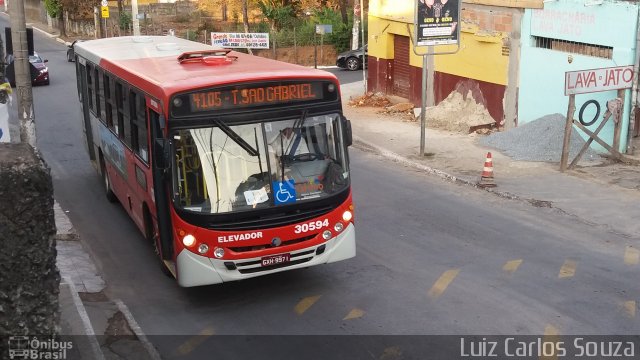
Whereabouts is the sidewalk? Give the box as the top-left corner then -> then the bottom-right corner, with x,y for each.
341,81 -> 640,239
55,202 -> 160,360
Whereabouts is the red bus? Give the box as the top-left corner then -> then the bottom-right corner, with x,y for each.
73,36 -> 355,287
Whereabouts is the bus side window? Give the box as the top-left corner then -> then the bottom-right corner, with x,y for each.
104,73 -> 115,132
130,90 -> 149,163
95,67 -> 101,123
116,81 -> 131,147
86,64 -> 94,114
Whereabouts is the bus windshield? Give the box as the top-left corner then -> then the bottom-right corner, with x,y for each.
171,113 -> 349,214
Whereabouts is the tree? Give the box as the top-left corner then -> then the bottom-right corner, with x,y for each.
242,0 -> 253,54
256,0 -> 299,31
44,0 -> 65,37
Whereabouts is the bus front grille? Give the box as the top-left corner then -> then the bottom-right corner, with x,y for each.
228,234 -> 316,253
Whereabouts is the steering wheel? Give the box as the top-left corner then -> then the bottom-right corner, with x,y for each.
292,153 -> 321,162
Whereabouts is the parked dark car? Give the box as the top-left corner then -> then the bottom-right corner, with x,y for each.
67,40 -> 82,62
336,45 -> 367,71
29,53 -> 49,85
5,52 -> 49,86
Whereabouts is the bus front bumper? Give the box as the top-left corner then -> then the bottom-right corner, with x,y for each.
176,223 -> 356,287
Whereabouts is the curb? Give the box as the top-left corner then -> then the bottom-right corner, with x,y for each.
352,136 -> 637,237
353,135 -> 524,202
60,276 -> 106,360
115,300 -> 162,360
23,20 -> 71,46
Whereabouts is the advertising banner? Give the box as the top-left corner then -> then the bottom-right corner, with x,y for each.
211,33 -> 269,49
415,0 -> 460,46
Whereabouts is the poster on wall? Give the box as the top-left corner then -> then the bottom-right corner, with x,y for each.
415,0 -> 460,46
210,33 -> 269,49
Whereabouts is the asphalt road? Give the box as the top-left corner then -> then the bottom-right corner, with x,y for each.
12,19 -> 640,358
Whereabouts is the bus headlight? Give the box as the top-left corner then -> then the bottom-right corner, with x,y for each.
322,230 -> 332,240
334,222 -> 344,232
182,234 -> 196,247
198,244 -> 209,255
342,210 -> 353,222
213,247 -> 225,259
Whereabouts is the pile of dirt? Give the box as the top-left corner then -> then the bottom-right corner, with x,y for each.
378,102 -> 415,121
423,89 -> 495,134
348,92 -> 392,107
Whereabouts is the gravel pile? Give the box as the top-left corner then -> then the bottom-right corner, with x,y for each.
479,113 -> 601,163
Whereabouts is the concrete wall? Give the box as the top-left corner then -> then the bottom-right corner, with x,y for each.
0,143 -> 59,353
25,0 -> 46,23
518,0 -> 639,152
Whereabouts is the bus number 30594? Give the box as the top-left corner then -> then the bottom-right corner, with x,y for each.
294,219 -> 329,234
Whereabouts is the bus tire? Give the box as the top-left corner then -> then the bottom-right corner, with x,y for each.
146,209 -> 173,278
100,155 -> 117,203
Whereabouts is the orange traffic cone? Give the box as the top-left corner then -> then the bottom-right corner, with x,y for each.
477,152 -> 496,188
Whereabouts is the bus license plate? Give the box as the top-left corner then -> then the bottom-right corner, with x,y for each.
261,253 -> 290,267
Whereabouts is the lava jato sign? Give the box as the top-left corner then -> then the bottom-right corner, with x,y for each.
564,65 -> 634,95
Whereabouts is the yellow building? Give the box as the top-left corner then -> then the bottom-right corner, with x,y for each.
367,0 -> 541,126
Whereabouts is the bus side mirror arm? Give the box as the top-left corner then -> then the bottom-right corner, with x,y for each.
154,138 -> 171,170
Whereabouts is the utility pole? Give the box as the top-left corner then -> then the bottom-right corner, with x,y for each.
9,0 -> 35,147
360,0 -> 366,92
132,0 -> 141,36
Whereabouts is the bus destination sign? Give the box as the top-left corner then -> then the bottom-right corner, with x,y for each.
183,82 -> 332,114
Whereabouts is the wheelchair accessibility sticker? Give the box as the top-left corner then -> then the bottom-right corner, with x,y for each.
273,180 -> 297,205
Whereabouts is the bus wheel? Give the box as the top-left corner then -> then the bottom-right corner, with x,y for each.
100,157 -> 117,203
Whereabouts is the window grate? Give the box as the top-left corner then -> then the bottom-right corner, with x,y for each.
533,36 -> 613,59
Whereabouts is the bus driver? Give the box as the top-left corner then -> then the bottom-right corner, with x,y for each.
269,127 -> 311,161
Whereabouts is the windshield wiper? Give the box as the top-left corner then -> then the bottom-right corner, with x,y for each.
213,119 -> 259,157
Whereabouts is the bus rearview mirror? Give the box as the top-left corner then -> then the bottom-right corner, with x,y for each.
154,139 -> 171,170
344,118 -> 353,147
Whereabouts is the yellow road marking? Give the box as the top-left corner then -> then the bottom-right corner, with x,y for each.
558,260 -> 576,278
625,246 -> 639,265
428,269 -> 460,299
176,326 -> 215,356
294,295 -> 321,315
380,346 -> 403,360
544,324 -> 559,336
624,301 -> 636,318
503,259 -> 523,274
541,325 -> 560,360
343,308 -> 365,320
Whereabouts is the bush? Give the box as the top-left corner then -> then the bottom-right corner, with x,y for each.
119,12 -> 132,31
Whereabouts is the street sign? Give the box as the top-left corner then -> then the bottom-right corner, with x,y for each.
564,65 -> 634,95
101,6 -> 109,18
315,25 -> 333,35
101,0 -> 108,7
415,0 -> 460,46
